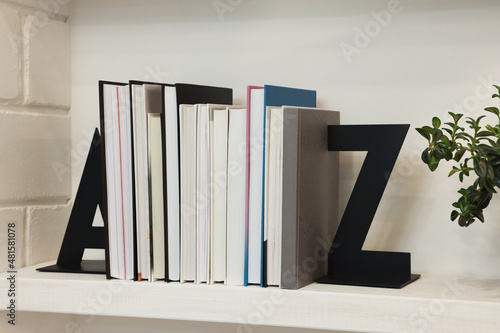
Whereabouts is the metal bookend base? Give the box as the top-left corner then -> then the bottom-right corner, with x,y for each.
37,260 -> 106,275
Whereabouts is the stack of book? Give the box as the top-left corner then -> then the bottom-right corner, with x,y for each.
99,81 -> 339,289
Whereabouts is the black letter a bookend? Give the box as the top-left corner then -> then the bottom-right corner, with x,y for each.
317,124 -> 420,288
38,128 -> 107,275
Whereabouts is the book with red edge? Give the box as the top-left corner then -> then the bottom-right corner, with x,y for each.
99,80 -> 135,280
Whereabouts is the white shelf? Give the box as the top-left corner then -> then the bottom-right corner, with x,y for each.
2,262 -> 500,332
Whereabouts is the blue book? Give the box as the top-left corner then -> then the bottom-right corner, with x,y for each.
246,85 -> 316,287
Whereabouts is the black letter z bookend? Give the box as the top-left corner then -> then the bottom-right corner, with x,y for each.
38,128 -> 107,274
317,124 -> 420,288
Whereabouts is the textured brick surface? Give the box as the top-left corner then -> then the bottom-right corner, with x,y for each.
26,204 -> 70,265
0,6 -> 21,101
0,207 -> 25,272
26,14 -> 70,108
0,112 -> 71,204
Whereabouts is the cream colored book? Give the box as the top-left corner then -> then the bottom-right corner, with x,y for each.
179,104 -> 197,282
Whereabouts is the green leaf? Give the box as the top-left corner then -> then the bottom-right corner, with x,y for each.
484,107 -> 500,116
477,192 -> 493,209
463,167 -> 474,174
477,144 -> 500,156
477,131 -> 494,137
448,166 -> 461,177
485,124 -> 496,133
437,142 -> 448,150
450,210 -> 459,221
459,200 -> 468,213
474,158 -> 488,178
432,117 -> 441,129
416,127 -> 431,141
432,128 -> 443,141
433,149 -> 444,160
421,148 -> 430,164
485,138 -> 498,147
492,173 -> 500,187
486,163 -> 495,180
443,148 -> 453,161
422,126 -> 434,133
491,157 -> 500,167
453,148 -> 467,162
476,212 -> 485,223
440,135 -> 451,146
459,216 -> 474,227
458,188 -> 470,196
449,112 -> 464,124
492,85 -> 500,99
468,191 -> 481,204
483,179 -> 497,193
428,162 -> 439,172
444,122 -> 456,129
465,118 -> 475,127
456,132 -> 473,141
476,115 -> 486,124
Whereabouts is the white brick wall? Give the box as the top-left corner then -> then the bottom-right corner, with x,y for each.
26,13 -> 71,108
0,7 -> 21,101
0,0 -> 71,269
26,205 -> 70,264
0,112 -> 70,203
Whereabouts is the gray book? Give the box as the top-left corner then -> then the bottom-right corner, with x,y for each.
280,106 -> 340,290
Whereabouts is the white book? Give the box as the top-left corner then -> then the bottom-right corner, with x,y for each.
164,85 -> 180,281
226,107 -> 247,286
266,106 -> 284,286
180,104 -> 197,282
248,89 -> 264,284
196,104 -> 210,284
130,83 -> 150,281
210,108 -> 229,283
145,84 -> 165,281
207,104 -> 245,284
101,82 -> 134,280
263,105 -> 272,284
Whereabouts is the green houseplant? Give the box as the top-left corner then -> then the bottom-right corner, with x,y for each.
417,85 -> 500,227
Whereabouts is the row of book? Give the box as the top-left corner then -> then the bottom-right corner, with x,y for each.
99,81 -> 339,289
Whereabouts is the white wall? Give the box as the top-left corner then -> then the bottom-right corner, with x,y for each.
68,0 -> 500,331
71,0 -> 500,276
